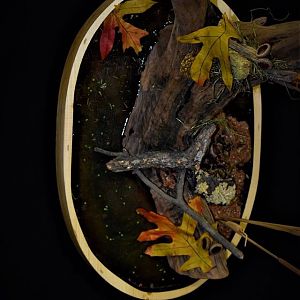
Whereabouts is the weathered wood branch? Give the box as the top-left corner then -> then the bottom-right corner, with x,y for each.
238,20 -> 300,67
123,18 -> 300,156
122,0 -> 210,154
105,124 -> 216,172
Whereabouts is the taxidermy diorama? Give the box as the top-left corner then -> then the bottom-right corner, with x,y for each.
56,0 -> 300,298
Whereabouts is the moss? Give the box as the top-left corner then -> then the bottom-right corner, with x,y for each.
229,49 -> 251,80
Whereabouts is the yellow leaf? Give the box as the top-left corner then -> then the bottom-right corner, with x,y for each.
177,14 -> 241,90
137,196 -> 214,273
118,0 -> 157,17
117,17 -> 149,54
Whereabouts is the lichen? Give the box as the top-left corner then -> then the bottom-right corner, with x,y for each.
197,182 -> 209,194
180,52 -> 196,77
206,182 -> 236,205
195,169 -> 236,205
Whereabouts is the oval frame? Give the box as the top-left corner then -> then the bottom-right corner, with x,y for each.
56,0 -> 262,299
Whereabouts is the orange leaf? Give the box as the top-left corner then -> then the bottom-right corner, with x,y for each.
137,196 -> 213,273
188,195 -> 204,214
117,18 -> 148,54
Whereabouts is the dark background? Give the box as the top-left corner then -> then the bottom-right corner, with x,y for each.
1,0 -> 299,299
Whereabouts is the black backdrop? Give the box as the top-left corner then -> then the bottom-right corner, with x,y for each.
1,0 -> 299,299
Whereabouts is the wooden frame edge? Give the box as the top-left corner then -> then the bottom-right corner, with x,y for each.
56,1 -> 261,299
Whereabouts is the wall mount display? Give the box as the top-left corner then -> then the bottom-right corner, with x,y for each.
56,0 -> 299,298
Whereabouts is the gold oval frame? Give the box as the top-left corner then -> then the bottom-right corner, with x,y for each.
56,1 -> 262,298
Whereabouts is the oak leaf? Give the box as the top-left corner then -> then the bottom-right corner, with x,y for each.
177,14 -> 241,90
99,0 -> 156,59
137,196 -> 213,273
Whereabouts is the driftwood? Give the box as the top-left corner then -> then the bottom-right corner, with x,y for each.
97,0 -> 300,278
102,124 -> 216,172
122,3 -> 300,155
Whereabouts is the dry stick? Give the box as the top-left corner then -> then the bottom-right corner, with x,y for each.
247,238 -> 300,276
106,124 -> 216,172
134,169 -> 244,260
176,169 -> 186,202
219,216 -> 300,237
94,147 -> 125,157
220,221 -> 300,276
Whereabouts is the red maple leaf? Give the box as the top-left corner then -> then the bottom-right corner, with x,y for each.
99,14 -> 118,60
99,0 -> 157,60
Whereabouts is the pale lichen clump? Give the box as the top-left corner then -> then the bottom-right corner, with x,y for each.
195,170 -> 236,205
206,182 -> 236,205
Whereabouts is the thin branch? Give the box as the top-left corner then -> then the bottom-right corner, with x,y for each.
218,216 -> 300,236
134,170 -> 179,204
272,80 -> 300,100
176,169 -> 186,202
94,147 -> 126,157
229,40 -> 298,86
220,221 -> 300,276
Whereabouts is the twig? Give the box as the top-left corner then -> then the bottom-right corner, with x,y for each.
134,170 -> 180,205
248,237 -> 300,276
134,170 -> 244,259
176,169 -> 186,202
250,7 -> 290,22
218,216 -> 300,236
94,147 -> 126,157
272,80 -> 300,100
220,220 -> 300,276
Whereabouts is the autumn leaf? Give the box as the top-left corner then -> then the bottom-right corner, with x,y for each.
177,14 -> 241,90
118,0 -> 157,17
100,14 -> 118,60
118,18 -> 149,53
99,0 -> 156,59
137,196 -> 214,273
